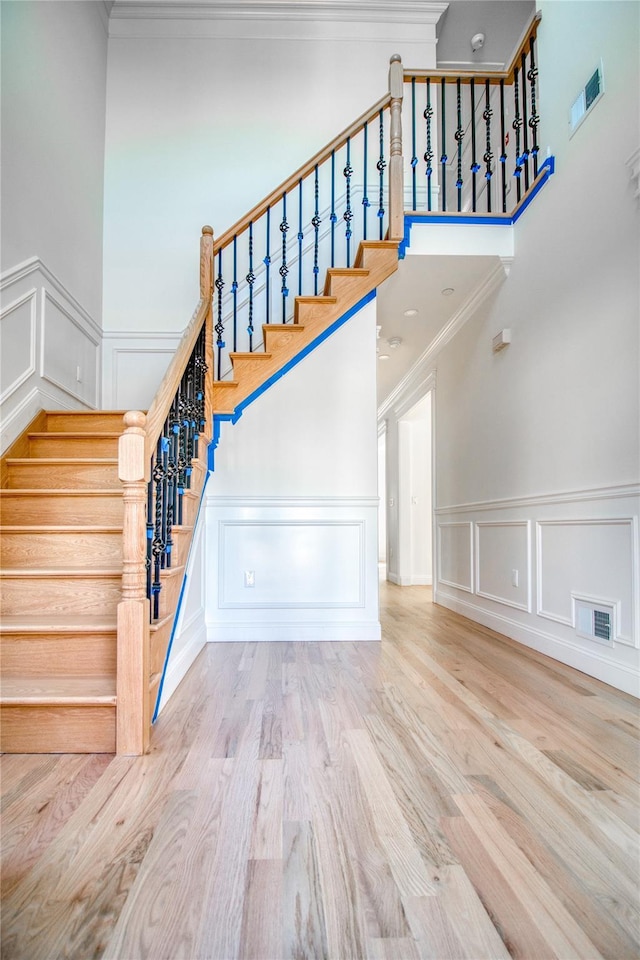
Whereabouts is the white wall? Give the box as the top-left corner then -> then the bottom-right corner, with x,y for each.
431,1 -> 640,694
204,298 -> 381,642
0,1 -> 108,448
102,6 -> 443,341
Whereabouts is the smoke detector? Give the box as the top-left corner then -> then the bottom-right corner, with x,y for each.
471,32 -> 485,53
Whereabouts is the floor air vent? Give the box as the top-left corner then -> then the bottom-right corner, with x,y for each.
573,595 -> 616,647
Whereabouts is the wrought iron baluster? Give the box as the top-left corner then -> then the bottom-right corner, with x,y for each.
377,108 -> 386,238
264,207 -> 271,326
146,459 -> 153,609
343,137 -> 353,268
231,236 -> 238,352
151,435 -> 166,620
424,79 -> 433,212
330,150 -> 336,266
411,77 -> 417,210
528,36 -> 540,178
246,221 -> 255,350
470,78 -> 479,212
362,121 -> 370,240
312,164 -> 321,296
280,192 -> 289,323
499,79 -> 507,212
440,78 -> 447,212
483,78 -> 493,212
297,179 -> 303,296
214,250 -> 224,377
455,77 -> 464,212
521,52 -> 530,190
513,65 -> 522,202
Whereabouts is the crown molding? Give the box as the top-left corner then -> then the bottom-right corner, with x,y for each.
110,0 -> 449,25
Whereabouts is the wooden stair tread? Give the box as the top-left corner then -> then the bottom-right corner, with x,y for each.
0,525 -> 123,533
28,432 -> 122,439
0,676 -> 116,704
150,612 -> 174,633
6,458 -> 118,465
229,352 -> 273,361
1,565 -> 122,577
0,614 -> 117,633
0,488 -> 121,496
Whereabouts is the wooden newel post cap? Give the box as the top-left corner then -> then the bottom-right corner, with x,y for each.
202,225 -> 214,236
123,410 -> 147,432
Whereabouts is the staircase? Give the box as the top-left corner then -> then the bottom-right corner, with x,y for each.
0,241 -> 398,754
0,409 -> 209,753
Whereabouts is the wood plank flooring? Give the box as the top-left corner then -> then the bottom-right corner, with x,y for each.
1,583 -> 639,959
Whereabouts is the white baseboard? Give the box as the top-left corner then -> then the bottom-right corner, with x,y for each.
388,572 -> 432,586
206,620 -> 381,642
435,589 -> 640,698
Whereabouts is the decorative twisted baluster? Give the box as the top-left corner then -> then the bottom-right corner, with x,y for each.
377,109 -> 386,238
330,150 -> 337,267
499,79 -> 507,212
455,78 -> 464,212
343,137 -> 353,267
470,78 -> 480,212
214,249 -> 225,377
528,36 -> 540,178
424,79 -> 433,212
440,78 -> 447,212
279,192 -> 289,323
513,65 -> 523,202
246,220 -> 255,348
231,236 -> 238,351
312,164 -> 320,295
483,79 -> 493,212
297,179 -> 304,295
411,77 -> 418,210
521,52 -> 530,190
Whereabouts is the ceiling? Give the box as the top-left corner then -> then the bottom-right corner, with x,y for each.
375,254 -> 502,408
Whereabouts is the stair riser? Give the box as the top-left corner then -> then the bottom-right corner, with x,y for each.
1,578 -> 122,617
0,496 -> 123,525
157,571 -> 185,621
29,436 -> 119,457
263,328 -> 306,354
0,705 -> 116,753
46,413 -> 126,433
150,619 -> 173,678
324,273 -> 370,299
0,532 -> 123,567
1,634 -> 116,678
6,462 -> 120,490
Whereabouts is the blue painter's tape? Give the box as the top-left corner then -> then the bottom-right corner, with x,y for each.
401,155 -> 556,250
152,440 -> 212,723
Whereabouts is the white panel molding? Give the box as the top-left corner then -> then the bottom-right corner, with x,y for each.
218,518 -> 365,608
377,260 -> 507,421
0,289 -> 37,403
436,588 -> 640,699
475,520 -> 531,612
40,288 -> 100,406
536,518 -> 638,648
435,482 -> 640,514
102,329 -> 182,409
208,495 -> 380,509
437,521 -> 473,593
0,257 -> 101,340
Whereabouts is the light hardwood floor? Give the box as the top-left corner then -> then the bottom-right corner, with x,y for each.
1,583 -> 639,959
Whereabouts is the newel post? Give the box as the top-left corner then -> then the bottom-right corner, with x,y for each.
388,54 -> 405,241
117,410 -> 150,755
201,225 -> 215,429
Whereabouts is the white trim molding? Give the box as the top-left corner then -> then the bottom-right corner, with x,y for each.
437,521 -> 473,593
475,520 -> 531,613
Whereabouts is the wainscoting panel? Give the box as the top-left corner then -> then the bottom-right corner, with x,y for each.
206,497 -> 380,641
437,521 -> 473,593
219,519 -> 364,608
102,332 -> 181,410
1,258 -> 101,451
537,518 -> 636,645
434,485 -> 640,696
476,520 -> 531,611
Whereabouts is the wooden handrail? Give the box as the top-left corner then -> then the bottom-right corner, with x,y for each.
214,93 -> 391,254
405,12 -> 541,86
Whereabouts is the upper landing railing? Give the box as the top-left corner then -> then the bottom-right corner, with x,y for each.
210,13 -> 545,381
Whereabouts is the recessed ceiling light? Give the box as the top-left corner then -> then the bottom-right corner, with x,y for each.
387,336 -> 402,348
378,353 -> 390,361
441,287 -> 455,296
403,308 -> 418,317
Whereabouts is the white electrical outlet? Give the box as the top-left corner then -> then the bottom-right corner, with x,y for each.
244,570 -> 255,587
511,569 -> 519,587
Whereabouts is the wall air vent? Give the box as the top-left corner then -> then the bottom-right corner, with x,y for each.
570,63 -> 604,137
573,594 -> 616,647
